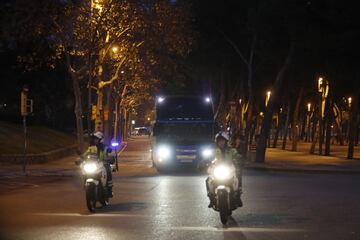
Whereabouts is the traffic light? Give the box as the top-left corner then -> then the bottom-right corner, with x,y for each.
21,85 -> 33,116
21,91 -> 28,116
27,99 -> 33,114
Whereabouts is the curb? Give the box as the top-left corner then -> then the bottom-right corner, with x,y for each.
245,165 -> 360,175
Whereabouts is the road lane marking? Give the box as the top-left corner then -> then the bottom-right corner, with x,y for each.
170,226 -> 306,233
33,213 -> 145,218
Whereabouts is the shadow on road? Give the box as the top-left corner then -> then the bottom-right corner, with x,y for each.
97,201 -> 147,213
222,216 -> 248,239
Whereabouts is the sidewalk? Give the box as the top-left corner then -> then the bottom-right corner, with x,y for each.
0,139 -> 154,179
246,147 -> 360,175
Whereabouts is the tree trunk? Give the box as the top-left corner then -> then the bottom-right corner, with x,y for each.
95,87 -> 104,132
348,96 -> 358,159
256,44 -> 294,163
65,54 -> 85,154
318,96 -> 324,155
214,63 -> 226,122
310,118 -> 319,154
244,65 -> 253,158
324,99 -> 333,156
87,57 -> 92,140
103,86 -> 112,145
272,111 -> 281,148
291,88 -> 303,151
282,101 -> 291,150
70,72 -> 84,154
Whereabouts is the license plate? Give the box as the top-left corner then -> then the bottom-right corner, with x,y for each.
180,159 -> 194,163
176,155 -> 196,161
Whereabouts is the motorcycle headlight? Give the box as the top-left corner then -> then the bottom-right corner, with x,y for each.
157,145 -> 171,159
83,162 -> 98,173
213,165 -> 232,180
202,148 -> 213,158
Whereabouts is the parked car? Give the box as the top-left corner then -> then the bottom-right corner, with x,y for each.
137,127 -> 150,136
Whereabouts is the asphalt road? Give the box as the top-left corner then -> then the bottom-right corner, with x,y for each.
1,137 -> 360,240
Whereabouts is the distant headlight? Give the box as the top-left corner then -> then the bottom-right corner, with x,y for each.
83,163 -> 98,173
213,165 -> 232,180
157,145 -> 171,159
202,148 -> 213,158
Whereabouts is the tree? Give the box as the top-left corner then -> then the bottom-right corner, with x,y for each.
3,0 -> 196,151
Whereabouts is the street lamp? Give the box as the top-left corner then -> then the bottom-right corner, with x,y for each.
306,103 -> 312,142
112,46 -> 119,53
348,97 -> 352,108
265,91 -> 271,107
147,117 -> 151,121
318,77 -> 323,93
91,0 -> 103,12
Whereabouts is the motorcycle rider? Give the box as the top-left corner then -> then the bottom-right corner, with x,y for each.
206,131 -> 243,208
83,131 -> 114,198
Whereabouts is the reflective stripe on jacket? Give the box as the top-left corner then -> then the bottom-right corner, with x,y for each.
214,147 -> 242,167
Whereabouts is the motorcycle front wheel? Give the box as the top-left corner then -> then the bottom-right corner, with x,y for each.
218,190 -> 229,225
86,183 -> 96,212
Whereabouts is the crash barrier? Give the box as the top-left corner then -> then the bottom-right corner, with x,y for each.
0,144 -> 78,164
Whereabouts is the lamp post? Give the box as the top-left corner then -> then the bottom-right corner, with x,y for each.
306,103 -> 311,142
131,120 -> 135,135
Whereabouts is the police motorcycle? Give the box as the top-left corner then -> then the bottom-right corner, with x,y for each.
76,148 -> 117,213
207,158 -> 240,224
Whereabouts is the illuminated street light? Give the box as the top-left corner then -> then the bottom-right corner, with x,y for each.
239,99 -> 242,104
147,117 -> 151,121
318,77 -> 323,92
205,97 -> 211,103
131,120 -> 135,125
307,103 -> 311,112
91,0 -> 103,12
265,91 -> 271,107
112,46 -> 119,53
348,97 -> 352,108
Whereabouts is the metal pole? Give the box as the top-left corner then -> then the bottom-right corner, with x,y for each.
22,115 -> 27,173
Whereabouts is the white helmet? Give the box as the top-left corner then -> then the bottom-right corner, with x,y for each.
93,131 -> 104,143
215,131 -> 229,142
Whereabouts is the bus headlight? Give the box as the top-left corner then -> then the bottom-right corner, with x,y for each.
157,146 -> 171,159
202,148 -> 213,158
